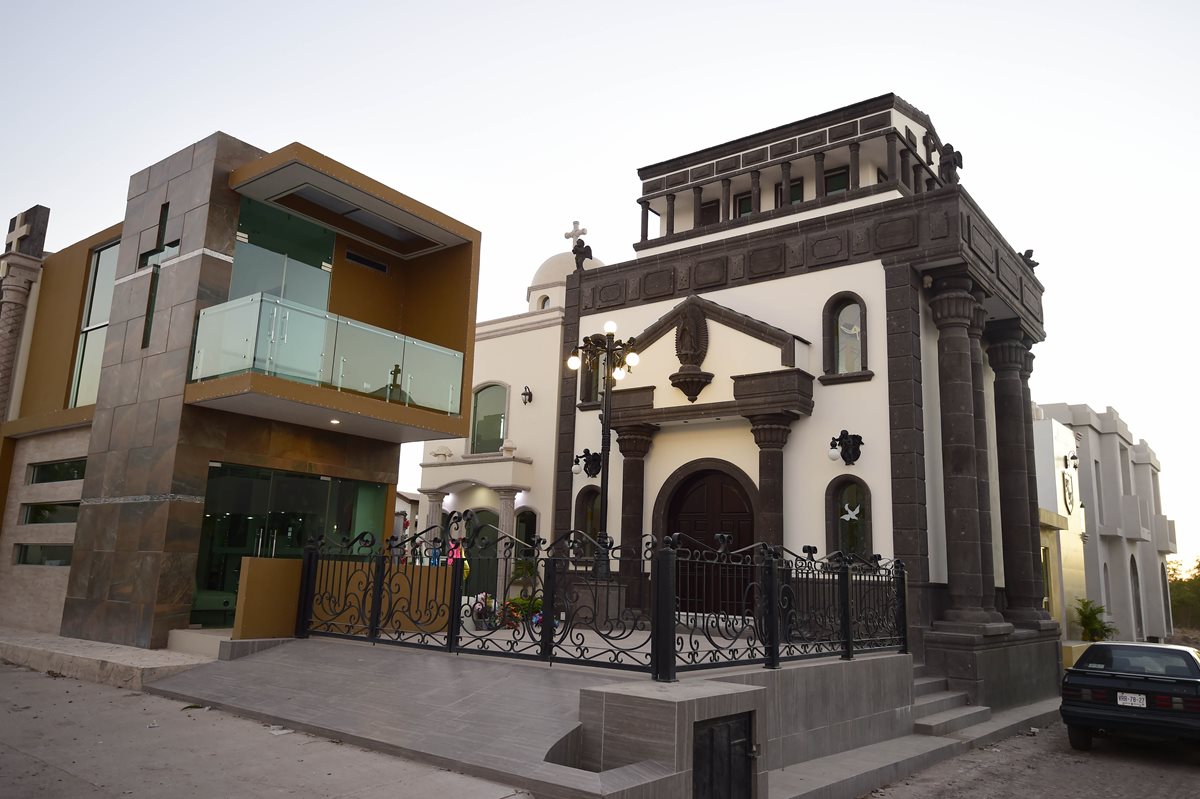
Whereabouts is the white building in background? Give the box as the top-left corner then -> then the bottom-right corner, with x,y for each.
1039,403 -> 1176,641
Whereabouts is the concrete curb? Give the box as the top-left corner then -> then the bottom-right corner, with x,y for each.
0,627 -> 210,690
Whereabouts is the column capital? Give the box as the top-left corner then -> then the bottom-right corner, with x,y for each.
929,276 -> 976,330
614,424 -> 657,459
721,177 -> 731,187
967,292 -> 987,339
1021,349 -> 1035,381
987,337 -> 1028,372
745,412 -> 795,450
494,487 -> 519,500
420,490 -> 447,502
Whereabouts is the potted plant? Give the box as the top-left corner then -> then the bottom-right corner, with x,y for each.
1073,597 -> 1118,642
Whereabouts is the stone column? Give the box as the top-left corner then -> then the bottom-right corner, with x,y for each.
0,253 -> 42,421
495,488 -> 518,600
746,413 -> 794,548
988,334 -> 1042,624
814,152 -> 826,199
422,490 -> 446,531
615,424 -> 656,577
968,294 -> 1001,620
849,143 -> 861,190
929,277 -> 988,623
913,163 -> 925,194
721,179 -> 731,221
1021,346 -> 1053,621
665,194 -> 676,236
779,161 -> 792,206
639,199 -> 649,242
900,149 -> 912,189
692,186 -> 704,228
886,132 -> 899,182
750,170 -> 761,214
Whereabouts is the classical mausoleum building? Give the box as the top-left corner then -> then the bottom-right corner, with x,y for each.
0,134 -> 479,647
421,93 -> 1061,706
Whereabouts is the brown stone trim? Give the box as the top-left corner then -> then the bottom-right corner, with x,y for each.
817,370 -> 874,386
632,293 -> 803,368
824,474 -> 873,557
636,93 -> 927,180
650,457 -> 760,541
821,291 -> 869,376
0,404 -> 94,439
553,273 -> 584,537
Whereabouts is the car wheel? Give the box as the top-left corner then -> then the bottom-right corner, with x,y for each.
1067,724 -> 1093,751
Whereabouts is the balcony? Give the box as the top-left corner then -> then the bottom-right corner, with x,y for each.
1118,494 -> 1151,542
187,293 -> 464,442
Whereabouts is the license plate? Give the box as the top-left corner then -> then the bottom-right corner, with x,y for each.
1117,692 -> 1146,708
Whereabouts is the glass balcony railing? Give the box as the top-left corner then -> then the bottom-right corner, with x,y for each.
190,293 -> 462,415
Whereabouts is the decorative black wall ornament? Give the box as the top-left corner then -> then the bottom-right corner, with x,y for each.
670,300 -> 714,402
572,449 -> 602,478
828,430 -> 864,465
572,238 -> 593,271
521,385 -> 533,405
1062,471 -> 1075,515
938,143 -> 962,185
1020,249 -> 1039,270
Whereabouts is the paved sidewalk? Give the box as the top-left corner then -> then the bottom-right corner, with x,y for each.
0,626 -> 210,689
1,662 -> 529,798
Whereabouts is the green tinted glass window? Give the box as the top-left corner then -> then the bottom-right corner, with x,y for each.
470,385 -> 507,454
21,503 -> 80,524
30,458 -> 87,483
16,544 -> 73,566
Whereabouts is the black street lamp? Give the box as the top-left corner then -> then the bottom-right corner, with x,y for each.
568,320 -> 638,578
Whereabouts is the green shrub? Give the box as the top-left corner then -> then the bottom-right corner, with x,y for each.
1073,597 -> 1118,642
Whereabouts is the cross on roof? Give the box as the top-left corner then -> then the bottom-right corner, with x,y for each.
563,221 -> 587,244
4,206 -> 50,258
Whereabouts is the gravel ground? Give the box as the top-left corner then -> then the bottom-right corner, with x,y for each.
867,720 -> 1199,799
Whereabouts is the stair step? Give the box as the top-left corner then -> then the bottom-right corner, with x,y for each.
913,675 -> 948,697
913,704 -> 992,736
912,662 -> 931,679
913,690 -> 969,718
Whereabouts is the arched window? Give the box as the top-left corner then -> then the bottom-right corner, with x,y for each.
820,292 -> 870,383
574,486 -> 601,557
1102,562 -> 1111,609
538,295 -> 550,310
1161,563 -> 1173,634
470,384 -> 507,454
516,509 -> 537,548
825,476 -> 871,558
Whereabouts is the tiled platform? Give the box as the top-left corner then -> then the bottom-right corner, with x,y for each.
0,625 -> 211,689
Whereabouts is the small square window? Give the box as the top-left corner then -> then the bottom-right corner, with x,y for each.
733,192 -> 753,218
774,178 -> 805,207
824,167 -> 850,195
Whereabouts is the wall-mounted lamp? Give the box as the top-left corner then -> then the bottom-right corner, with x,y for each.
571,449 -> 602,478
521,386 -> 533,405
1064,451 -> 1079,470
828,430 -> 864,466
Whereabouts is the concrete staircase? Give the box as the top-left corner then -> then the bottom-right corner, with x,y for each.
768,663 -> 1060,799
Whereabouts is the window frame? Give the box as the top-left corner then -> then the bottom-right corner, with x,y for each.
14,544 -> 74,566
825,476 -> 872,558
20,502 -> 81,525
468,382 -> 509,455
732,191 -> 753,219
819,292 -> 872,385
773,177 -> 805,208
824,166 -> 851,196
28,458 -> 88,484
70,239 -> 120,408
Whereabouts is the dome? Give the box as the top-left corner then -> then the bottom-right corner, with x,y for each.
531,251 -> 604,287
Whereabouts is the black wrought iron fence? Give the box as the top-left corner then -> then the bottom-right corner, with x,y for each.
295,512 -> 907,681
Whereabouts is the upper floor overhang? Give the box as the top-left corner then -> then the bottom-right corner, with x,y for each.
230,143 -> 480,260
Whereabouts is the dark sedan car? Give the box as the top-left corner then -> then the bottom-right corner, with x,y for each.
1060,641 -> 1200,750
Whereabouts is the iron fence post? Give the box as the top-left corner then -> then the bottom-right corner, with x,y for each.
540,555 -> 559,661
447,555 -> 465,653
895,559 -> 908,655
651,542 -> 678,682
367,552 -> 386,641
839,558 -> 854,660
762,550 -> 781,669
294,540 -> 319,638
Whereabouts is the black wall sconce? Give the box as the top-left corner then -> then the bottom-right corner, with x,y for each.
828,430 -> 864,465
1064,451 -> 1079,470
521,386 -> 533,405
572,449 -> 602,478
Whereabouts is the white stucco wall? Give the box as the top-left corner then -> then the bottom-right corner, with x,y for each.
920,294 -> 946,583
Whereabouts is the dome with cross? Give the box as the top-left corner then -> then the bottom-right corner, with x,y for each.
526,222 -> 604,312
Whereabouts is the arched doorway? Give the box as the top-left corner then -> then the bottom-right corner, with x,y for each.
1130,555 -> 1144,640
464,508 -> 499,599
664,467 -> 754,613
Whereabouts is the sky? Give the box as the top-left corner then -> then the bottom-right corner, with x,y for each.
2,1 -> 1198,565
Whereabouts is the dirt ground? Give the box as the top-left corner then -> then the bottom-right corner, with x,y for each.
867,720 -> 1199,799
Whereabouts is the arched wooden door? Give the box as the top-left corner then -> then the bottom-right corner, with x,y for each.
666,469 -> 754,614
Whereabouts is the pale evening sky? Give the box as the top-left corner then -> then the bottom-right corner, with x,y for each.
2,0 -> 1197,564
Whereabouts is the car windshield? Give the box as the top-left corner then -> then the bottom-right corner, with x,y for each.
1076,645 -> 1198,678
